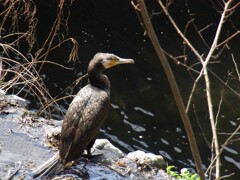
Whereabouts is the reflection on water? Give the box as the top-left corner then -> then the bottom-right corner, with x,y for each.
104,102 -> 193,171
161,138 -> 169,145
132,137 -> 148,148
224,156 -> 240,169
173,147 -> 182,153
222,146 -> 238,155
100,129 -> 135,152
134,107 -> 155,117
123,119 -> 146,132
159,151 -> 173,161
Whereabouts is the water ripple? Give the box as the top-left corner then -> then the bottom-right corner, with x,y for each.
224,156 -> 240,169
134,107 -> 154,117
132,137 -> 148,148
159,150 -> 173,161
222,145 -> 238,155
123,119 -> 146,132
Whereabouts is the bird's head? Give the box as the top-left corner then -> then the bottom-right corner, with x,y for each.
88,53 -> 134,72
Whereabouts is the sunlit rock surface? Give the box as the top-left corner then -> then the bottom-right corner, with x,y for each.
0,91 -> 172,179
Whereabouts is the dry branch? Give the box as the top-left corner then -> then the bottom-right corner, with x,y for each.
0,0 -> 80,117
133,1 -> 205,179
133,0 -> 239,179
157,0 -> 236,179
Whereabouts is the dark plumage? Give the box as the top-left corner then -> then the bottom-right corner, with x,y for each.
31,53 -> 134,178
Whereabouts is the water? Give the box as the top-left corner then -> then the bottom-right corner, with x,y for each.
67,1 -> 240,179
6,0 -> 240,179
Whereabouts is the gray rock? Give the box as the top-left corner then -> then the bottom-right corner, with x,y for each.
127,150 -> 166,169
0,92 -> 172,180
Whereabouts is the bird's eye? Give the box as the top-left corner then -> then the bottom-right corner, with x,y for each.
107,57 -> 113,61
109,56 -> 118,61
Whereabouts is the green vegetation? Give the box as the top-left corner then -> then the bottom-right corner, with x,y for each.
167,166 -> 200,180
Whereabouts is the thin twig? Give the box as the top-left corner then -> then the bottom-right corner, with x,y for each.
205,125 -> 240,175
215,96 -> 223,127
201,1 -> 233,178
141,0 -> 234,179
133,1 -> 205,179
230,53 -> 240,81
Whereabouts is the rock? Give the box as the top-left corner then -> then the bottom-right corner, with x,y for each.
0,91 -> 172,179
93,139 -> 125,158
5,94 -> 30,107
0,89 -> 5,95
127,150 -> 166,169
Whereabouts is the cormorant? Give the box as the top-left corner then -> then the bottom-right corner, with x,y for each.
31,53 -> 134,178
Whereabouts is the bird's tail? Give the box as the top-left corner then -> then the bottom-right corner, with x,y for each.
30,153 -> 64,179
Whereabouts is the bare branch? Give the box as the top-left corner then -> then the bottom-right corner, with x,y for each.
134,1 -> 205,179
217,31 -> 240,47
230,53 -> 240,81
149,0 -> 235,179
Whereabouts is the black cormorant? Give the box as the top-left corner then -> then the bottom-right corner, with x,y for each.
31,53 -> 134,178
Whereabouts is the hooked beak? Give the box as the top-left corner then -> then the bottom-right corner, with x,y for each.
117,57 -> 135,65
102,55 -> 134,69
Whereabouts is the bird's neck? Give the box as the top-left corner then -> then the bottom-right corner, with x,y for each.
88,71 -> 110,92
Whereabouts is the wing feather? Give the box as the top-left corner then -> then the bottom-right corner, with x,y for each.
59,85 -> 110,163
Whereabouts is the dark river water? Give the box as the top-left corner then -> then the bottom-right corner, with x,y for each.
29,0 -> 240,179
